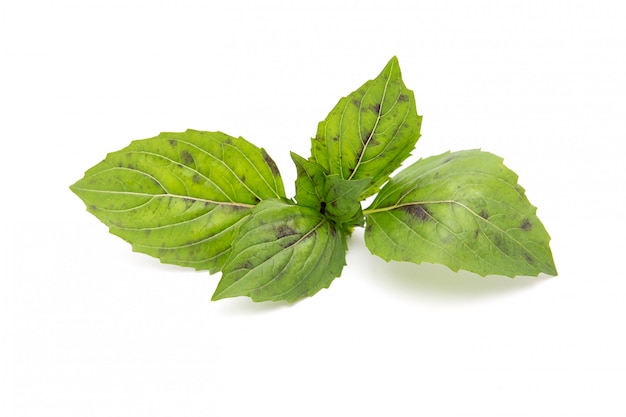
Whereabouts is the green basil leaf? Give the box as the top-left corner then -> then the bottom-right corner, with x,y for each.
311,56 -> 422,200
291,151 -> 327,212
70,130 -> 286,272
364,150 -> 557,277
291,152 -> 370,230
212,200 -> 347,302
322,174 -> 370,230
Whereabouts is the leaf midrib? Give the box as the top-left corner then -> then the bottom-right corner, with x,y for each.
364,200 -> 545,269
70,187 -> 255,209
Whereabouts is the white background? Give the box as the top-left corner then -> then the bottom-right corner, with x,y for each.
1,1 -> 625,416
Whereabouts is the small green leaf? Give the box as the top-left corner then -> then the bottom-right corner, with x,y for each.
291,152 -> 370,230
364,150 -> 557,277
291,151 -> 327,212
322,175 -> 370,230
70,130 -> 286,272
311,56 -> 422,200
212,200 -> 347,303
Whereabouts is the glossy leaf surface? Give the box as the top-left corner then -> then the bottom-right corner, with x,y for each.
70,130 -> 285,272
364,150 -> 557,277
213,200 -> 347,302
311,56 -> 422,199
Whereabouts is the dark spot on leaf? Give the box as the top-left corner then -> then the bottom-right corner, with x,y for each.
319,201 -> 327,215
524,252 -> 534,264
444,155 -> 456,163
474,228 -> 480,239
89,204 -> 97,211
241,260 -> 253,270
332,136 -> 339,142
275,224 -> 297,239
254,197 -> 260,203
520,219 -> 532,231
352,98 -> 361,107
224,137 -> 232,145
228,205 -> 249,212
169,139 -> 177,147
261,149 -> 280,175
144,229 -> 151,237
370,137 -> 380,146
192,174 -> 202,184
398,93 -> 409,102
126,163 -> 135,170
330,200 -> 338,209
402,204 -> 431,222
180,150 -> 194,165
362,129 -> 374,142
493,233 -> 510,255
434,172 -> 440,179
479,210 -> 489,220
183,197 -> 195,206
370,103 -> 382,113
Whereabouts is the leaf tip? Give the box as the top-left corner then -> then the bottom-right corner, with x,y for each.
382,56 -> 401,78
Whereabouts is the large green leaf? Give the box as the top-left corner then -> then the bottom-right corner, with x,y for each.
212,200 -> 347,303
291,152 -> 370,231
70,130 -> 285,272
364,150 -> 557,277
311,56 -> 422,200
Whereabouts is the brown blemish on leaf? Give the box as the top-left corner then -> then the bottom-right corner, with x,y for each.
479,210 -> 489,220
474,228 -> 480,239
402,204 -> 431,222
180,150 -> 194,166
228,204 -> 249,212
192,174 -> 202,184
493,233 -> 510,255
520,219 -> 533,231
261,149 -> 280,175
351,99 -> 361,107
524,252 -> 534,264
362,129 -> 374,143
275,224 -> 297,239
168,139 -> 178,147
398,93 -> 409,102
370,103 -> 382,113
